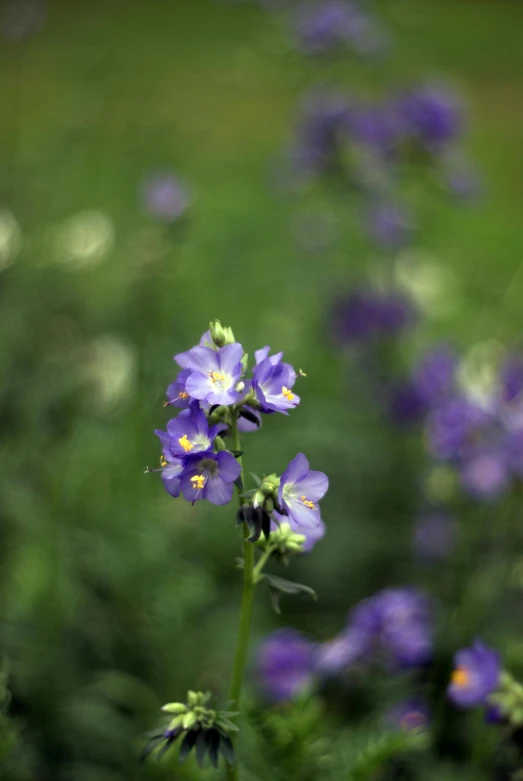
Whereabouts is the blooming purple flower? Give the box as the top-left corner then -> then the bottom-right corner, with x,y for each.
256,629 -> 316,701
425,395 -> 488,460
315,627 -> 367,674
252,356 -> 300,413
385,698 -> 430,733
175,343 -> 244,406
399,84 -> 462,149
292,1 -> 382,57
165,368 -> 193,409
364,201 -> 413,250
180,451 -> 241,506
278,454 -> 328,529
448,641 -> 501,708
333,289 -> 415,344
460,447 -> 509,500
154,429 -> 185,498
413,512 -> 455,561
165,406 -> 226,458
141,172 -> 191,222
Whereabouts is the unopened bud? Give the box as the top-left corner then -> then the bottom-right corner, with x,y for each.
209,320 -> 235,348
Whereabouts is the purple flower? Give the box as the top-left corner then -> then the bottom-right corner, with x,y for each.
388,381 -> 428,425
256,629 -> 316,701
425,395 -> 488,460
413,512 -> 455,561
315,627 -> 367,674
448,641 -> 500,708
500,356 -> 523,405
412,346 -> 457,405
364,201 -> 413,250
292,89 -> 353,177
333,289 -> 415,344
180,451 -> 241,506
292,1 -> 382,57
237,406 -> 262,433
252,357 -> 300,413
141,172 -> 191,222
175,343 -> 244,406
445,167 -> 482,202
165,406 -> 226,458
505,428 -> 523,476
460,447 -> 509,500
399,84 -> 462,149
278,454 -> 329,529
154,430 -> 185,498
166,368 -> 193,409
348,102 -> 400,154
385,698 -> 430,733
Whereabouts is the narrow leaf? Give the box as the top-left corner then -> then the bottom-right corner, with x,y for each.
264,574 -> 317,600
179,730 -> 198,764
250,473 -> 262,487
195,729 -> 207,768
219,734 -> 236,764
208,729 -> 220,769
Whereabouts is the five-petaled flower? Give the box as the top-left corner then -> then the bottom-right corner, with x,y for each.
165,406 -> 226,458
278,453 -> 329,529
252,347 -> 301,413
447,641 -> 501,708
175,343 -> 245,406
181,451 -> 241,506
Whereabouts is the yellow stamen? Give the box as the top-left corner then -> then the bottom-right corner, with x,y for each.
160,455 -> 167,468
178,434 -> 194,453
451,666 -> 470,688
178,391 -> 189,400
282,386 -> 295,401
301,494 -> 316,510
191,475 -> 205,491
210,371 -> 226,384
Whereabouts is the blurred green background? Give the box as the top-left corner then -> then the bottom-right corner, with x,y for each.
1,0 -> 523,778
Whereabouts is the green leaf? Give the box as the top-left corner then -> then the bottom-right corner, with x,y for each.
219,733 -> 235,765
195,729 -> 207,768
250,473 -> 262,487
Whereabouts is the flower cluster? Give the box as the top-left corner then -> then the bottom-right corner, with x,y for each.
291,0 -> 386,58
256,587 -> 432,702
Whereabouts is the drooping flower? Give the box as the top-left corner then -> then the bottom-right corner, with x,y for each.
448,641 -> 501,708
165,368 -> 193,409
166,406 -> 226,458
278,454 -> 328,529
385,698 -> 430,733
256,629 -> 316,701
176,343 -> 244,406
180,451 -> 241,506
141,171 -> 191,222
252,356 -> 300,413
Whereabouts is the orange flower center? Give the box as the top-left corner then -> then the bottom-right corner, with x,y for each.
451,666 -> 470,688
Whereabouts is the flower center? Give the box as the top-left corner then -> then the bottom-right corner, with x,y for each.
210,370 -> 226,386
191,475 -> 206,491
301,495 -> 316,510
178,391 -> 189,400
451,666 -> 470,688
282,386 -> 295,401
178,434 -> 194,453
160,455 -> 167,467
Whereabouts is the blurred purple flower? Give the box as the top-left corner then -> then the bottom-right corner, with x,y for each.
333,288 -> 415,344
500,356 -> 523,405
385,697 -> 430,733
364,201 -> 413,250
292,1 -> 384,57
412,346 -> 457,404
348,102 -> 400,155
413,511 -> 455,561
389,381 -> 428,425
448,641 -> 500,708
142,172 -> 191,222
315,627 -> 368,674
425,395 -> 488,460
446,166 -> 482,202
256,629 -> 316,701
399,84 -> 462,149
505,428 -> 523,476
292,89 -> 353,177
460,447 -> 509,501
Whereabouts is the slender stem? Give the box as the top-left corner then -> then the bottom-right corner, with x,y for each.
226,411 -> 255,781
253,545 -> 276,582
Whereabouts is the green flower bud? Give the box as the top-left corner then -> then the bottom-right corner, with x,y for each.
214,435 -> 227,451
168,714 -> 185,731
209,320 -> 236,348
209,406 -> 227,424
162,702 -> 188,714
252,489 -> 265,510
261,474 -> 280,495
182,711 -> 198,730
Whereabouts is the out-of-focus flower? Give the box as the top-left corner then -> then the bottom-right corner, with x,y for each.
399,84 -> 462,149
460,447 -> 509,501
81,335 -> 136,411
292,89 -> 353,178
278,453 -> 329,529
315,627 -> 367,674
333,288 -> 415,344
364,201 -> 413,250
348,102 -> 400,155
425,395 -> 488,460
256,629 -> 316,701
176,343 -> 244,406
413,511 -> 455,561
448,641 -> 500,708
0,210 -> 22,270
180,451 -> 241,506
413,346 -> 457,404
389,381 -> 428,425
141,172 -> 191,222
54,210 -> 115,270
292,1 -> 384,57
385,697 -> 430,733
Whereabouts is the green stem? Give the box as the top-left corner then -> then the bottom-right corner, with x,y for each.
253,545 -> 276,582
226,411 -> 255,781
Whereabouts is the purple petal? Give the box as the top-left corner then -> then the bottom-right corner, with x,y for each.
215,451 -> 242,482
294,469 -> 329,502
204,475 -> 234,505
185,371 -> 213,401
217,343 -> 244,374
286,496 -> 322,529
255,346 -> 270,364
281,453 -> 310,488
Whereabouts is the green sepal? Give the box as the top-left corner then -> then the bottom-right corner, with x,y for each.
179,729 -> 198,764
207,729 -> 221,768
196,729 -> 207,768
218,733 -> 235,764
161,702 -> 187,714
